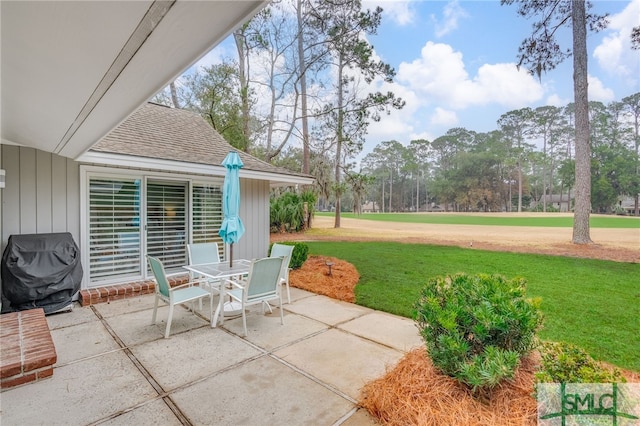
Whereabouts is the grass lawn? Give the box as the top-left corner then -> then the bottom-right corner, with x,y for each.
316,212 -> 640,228
305,241 -> 640,371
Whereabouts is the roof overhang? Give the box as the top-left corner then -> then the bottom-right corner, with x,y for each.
1,0 -> 267,159
78,151 -> 315,187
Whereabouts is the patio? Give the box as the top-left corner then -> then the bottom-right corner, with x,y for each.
0,287 -> 423,425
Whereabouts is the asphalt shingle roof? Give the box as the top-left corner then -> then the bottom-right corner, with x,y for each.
91,102 -> 310,179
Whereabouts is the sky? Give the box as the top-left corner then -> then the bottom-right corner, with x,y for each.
190,0 -> 640,160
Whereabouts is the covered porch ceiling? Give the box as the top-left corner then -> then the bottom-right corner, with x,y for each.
1,0 -> 267,159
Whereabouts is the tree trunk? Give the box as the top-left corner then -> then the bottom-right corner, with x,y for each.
334,54 -> 345,228
296,0 -> 311,174
389,170 -> 393,212
571,1 -> 593,244
416,173 -> 419,212
517,159 -> 523,212
234,29 -> 251,154
382,178 -> 385,213
169,81 -> 180,109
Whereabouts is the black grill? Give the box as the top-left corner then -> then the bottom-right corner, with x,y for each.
1,232 -> 83,314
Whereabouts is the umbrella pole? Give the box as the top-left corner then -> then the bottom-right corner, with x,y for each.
229,243 -> 233,268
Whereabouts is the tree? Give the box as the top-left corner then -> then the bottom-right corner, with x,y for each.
344,169 -> 375,214
632,25 -> 640,49
181,62 -> 250,151
310,0 -> 404,227
296,0 -> 312,173
622,92 -> 640,215
246,4 -> 302,163
498,108 -> 534,212
407,139 -> 431,211
502,0 -> 608,244
532,106 -> 566,212
233,24 -> 254,153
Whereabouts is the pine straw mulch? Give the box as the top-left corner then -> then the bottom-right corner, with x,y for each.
360,348 -> 540,426
289,255 -> 359,303
287,253 -> 640,426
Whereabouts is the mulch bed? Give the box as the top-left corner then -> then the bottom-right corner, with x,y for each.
289,255 -> 359,303
360,348 -> 540,426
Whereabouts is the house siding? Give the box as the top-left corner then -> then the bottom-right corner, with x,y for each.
1,145 -> 272,290
237,178 -> 270,262
1,145 -> 80,252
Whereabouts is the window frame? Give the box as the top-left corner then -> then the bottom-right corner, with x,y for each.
80,165 -> 223,288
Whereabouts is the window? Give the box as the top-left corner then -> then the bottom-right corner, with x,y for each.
85,171 -> 223,286
192,183 -> 224,259
88,178 -> 141,282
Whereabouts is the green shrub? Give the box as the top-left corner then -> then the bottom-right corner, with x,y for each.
269,242 -> 308,270
415,273 -> 543,392
270,190 -> 317,233
535,341 -> 625,384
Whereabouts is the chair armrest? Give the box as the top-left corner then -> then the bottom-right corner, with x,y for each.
225,278 -> 246,289
171,280 -> 207,292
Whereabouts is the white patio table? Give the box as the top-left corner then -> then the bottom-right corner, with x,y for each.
183,259 -> 251,328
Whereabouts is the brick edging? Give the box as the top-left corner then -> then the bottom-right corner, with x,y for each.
79,274 -> 190,306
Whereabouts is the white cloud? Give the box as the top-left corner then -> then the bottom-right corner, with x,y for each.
593,0 -> 640,87
364,80 -> 421,144
364,0 -> 416,26
588,75 -> 615,103
430,107 -> 458,126
546,93 -> 570,107
430,0 -> 468,38
409,130 -> 438,142
397,42 -> 544,109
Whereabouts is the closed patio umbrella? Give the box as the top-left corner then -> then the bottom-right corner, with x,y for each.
218,151 -> 245,267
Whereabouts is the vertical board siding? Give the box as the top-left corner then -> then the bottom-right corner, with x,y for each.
2,146 -> 20,248
51,155 -> 68,232
66,157 -> 80,243
0,146 -> 80,251
36,150 -> 52,233
1,146 -> 273,288
18,148 -> 37,234
238,178 -> 269,261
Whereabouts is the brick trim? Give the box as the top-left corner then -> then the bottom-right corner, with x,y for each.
1,309 -> 57,389
79,274 -> 190,306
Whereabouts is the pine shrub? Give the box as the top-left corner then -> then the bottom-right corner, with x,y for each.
535,341 -> 625,384
415,273 -> 543,392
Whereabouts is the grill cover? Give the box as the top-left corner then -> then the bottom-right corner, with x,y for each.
1,232 -> 82,314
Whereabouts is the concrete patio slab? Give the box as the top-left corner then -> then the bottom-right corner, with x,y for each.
106,305 -> 209,347
98,398 -> 182,426
340,407 -> 379,425
274,328 -> 403,400
222,310 -> 328,351
171,355 -> 355,425
287,287 -> 317,303
93,294 -> 160,318
0,283 -> 423,425
130,326 -> 262,391
46,304 -> 98,330
0,350 -> 157,425
50,319 -> 121,365
338,311 -> 423,352
285,294 -> 372,326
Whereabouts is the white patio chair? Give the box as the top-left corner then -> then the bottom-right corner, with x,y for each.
269,243 -> 294,304
147,255 -> 212,339
226,256 -> 285,336
187,242 -> 223,296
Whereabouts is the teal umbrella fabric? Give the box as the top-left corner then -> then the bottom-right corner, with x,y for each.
218,151 -> 245,266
